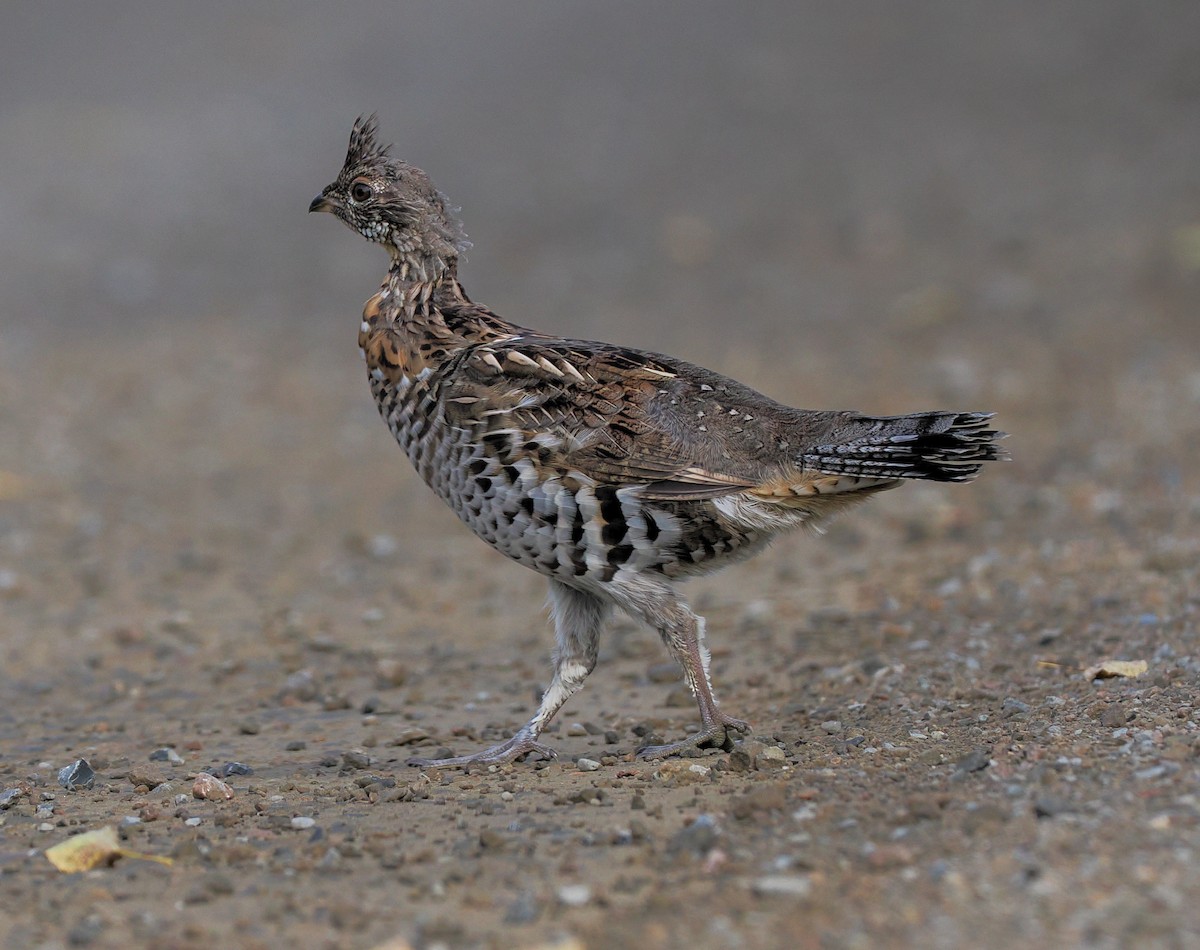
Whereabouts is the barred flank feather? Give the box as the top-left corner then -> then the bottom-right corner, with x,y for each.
801,412 -> 1007,483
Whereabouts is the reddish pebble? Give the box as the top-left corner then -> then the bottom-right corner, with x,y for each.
192,773 -> 235,801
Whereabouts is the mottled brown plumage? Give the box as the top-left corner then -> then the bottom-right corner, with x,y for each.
310,115 -> 1006,766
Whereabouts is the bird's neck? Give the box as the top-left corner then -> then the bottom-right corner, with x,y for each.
375,260 -> 480,335
387,247 -> 457,282
373,263 -> 516,348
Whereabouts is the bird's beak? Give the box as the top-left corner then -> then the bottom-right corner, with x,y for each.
309,193 -> 337,214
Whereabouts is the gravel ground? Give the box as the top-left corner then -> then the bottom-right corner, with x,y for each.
2,5 -> 1199,949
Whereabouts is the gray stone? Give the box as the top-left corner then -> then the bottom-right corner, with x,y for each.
57,759 -> 96,791
954,749 -> 991,774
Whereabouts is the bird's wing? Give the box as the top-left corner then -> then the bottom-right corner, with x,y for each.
440,336 -> 765,500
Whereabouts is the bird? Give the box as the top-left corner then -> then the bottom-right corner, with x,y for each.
309,115 -> 1006,768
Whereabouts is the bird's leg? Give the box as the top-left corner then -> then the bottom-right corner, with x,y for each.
631,596 -> 750,760
408,580 -> 608,769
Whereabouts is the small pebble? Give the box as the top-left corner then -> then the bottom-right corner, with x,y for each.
755,746 -> 788,770
192,773 -> 234,801
66,916 -> 104,946
211,762 -> 254,778
576,757 -> 601,772
751,875 -> 812,898
57,759 -> 96,791
0,788 -> 24,809
291,816 -> 316,829
1100,705 -> 1127,728
728,749 -> 753,772
367,533 -> 399,559
566,722 -> 588,737
281,669 -> 319,701
557,884 -> 592,907
149,747 -> 185,765
388,727 -> 430,746
374,658 -> 410,688
479,828 -> 505,849
1034,795 -> 1073,818
503,892 -> 541,924
667,814 -> 719,855
954,749 -> 991,774
730,786 -> 787,821
129,766 -> 167,790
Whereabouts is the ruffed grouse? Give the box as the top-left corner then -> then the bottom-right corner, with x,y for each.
310,116 -> 1005,767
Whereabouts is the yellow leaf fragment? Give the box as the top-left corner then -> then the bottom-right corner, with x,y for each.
45,826 -> 121,872
44,826 -> 173,873
1084,659 -> 1148,681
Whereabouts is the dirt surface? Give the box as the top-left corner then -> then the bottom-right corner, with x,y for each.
3,5 -> 1200,949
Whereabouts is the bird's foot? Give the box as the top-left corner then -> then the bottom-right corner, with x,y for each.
635,713 -> 751,760
406,734 -> 557,770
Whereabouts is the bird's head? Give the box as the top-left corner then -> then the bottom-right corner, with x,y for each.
309,115 -> 467,278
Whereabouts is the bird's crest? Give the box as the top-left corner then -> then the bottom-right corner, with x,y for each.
346,113 -> 391,168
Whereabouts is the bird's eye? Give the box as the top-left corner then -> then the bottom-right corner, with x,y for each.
350,182 -> 373,203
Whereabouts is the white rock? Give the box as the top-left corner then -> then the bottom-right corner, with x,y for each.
751,875 -> 812,898
557,884 -> 592,907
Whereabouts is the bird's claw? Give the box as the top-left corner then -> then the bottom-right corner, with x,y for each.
406,736 -> 557,769
635,713 -> 751,760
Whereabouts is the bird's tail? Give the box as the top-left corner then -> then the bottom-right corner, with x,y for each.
799,411 -> 1007,483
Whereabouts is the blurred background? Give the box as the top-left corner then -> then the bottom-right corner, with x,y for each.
5,2 -> 1199,343
1,0 -> 1198,656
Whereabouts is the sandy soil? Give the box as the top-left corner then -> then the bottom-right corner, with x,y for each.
2,5 -> 1200,949
1,297 -> 1198,950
